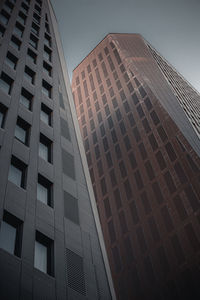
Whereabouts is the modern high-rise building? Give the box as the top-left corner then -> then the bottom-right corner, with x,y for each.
0,1 -> 115,299
72,33 -> 200,300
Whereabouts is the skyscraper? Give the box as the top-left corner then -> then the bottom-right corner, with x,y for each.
72,33 -> 200,300
0,1 -> 114,299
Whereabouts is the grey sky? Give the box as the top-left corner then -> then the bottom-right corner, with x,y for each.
51,0 -> 200,92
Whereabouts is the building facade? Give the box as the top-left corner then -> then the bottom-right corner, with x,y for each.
0,1 -> 114,299
72,33 -> 200,300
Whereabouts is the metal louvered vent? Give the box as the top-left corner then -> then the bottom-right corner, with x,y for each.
66,249 -> 86,296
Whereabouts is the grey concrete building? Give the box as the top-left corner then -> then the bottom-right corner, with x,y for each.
0,1 -> 114,299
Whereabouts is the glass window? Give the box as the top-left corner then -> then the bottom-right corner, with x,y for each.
24,66 -> 35,84
29,33 -> 38,49
27,48 -> 37,64
13,22 -> 24,38
0,103 -> 7,128
31,22 -> 39,36
5,51 -> 18,69
20,88 -> 33,110
0,24 -> 5,37
42,80 -> 52,98
21,2 -> 29,14
17,11 -> 26,25
40,103 -> 52,126
0,9 -> 10,25
4,1 -> 14,14
15,117 -> 30,145
0,72 -> 13,94
8,156 -> 27,188
44,33 -> 51,48
43,61 -> 52,76
39,134 -> 52,163
10,35 -> 21,50
37,174 -> 52,206
33,12 -> 40,24
44,45 -> 51,62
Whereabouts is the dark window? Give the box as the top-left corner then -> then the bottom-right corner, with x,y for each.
124,72 -> 129,82
10,35 -> 21,50
90,119 -> 95,131
157,126 -> 168,142
27,48 -> 37,64
129,152 -> 137,169
64,191 -> 79,224
138,142 -> 147,160
144,97 -> 152,110
120,64 -> 125,73
59,92 -> 65,109
108,220 -> 116,244
37,174 -> 53,207
97,111 -> 102,123
139,86 -> 147,98
106,152 -> 113,168
124,237 -> 134,262
152,182 -> 164,204
87,64 -> 91,73
29,33 -> 38,49
89,74 -> 95,91
113,71 -> 118,80
124,179 -> 132,200
115,108 -> 122,121
133,127 -> 141,142
124,135 -> 131,151
0,72 -> 13,94
113,49 -> 122,64
86,152 -> 91,166
34,231 -> 54,276
95,68 -> 101,84
88,107 -> 92,119
106,78 -> 111,87
156,151 -> 166,170
6,51 -> 18,69
128,113 -> 135,127
115,144 -> 122,159
119,121 -> 126,135
41,103 -> 52,126
42,80 -> 52,98
33,12 -> 40,24
120,90 -> 126,101
5,1 -> 14,14
132,93 -> 139,105
0,9 -> 10,25
137,105 -> 145,118
161,206 -> 174,232
97,160 -> 103,177
92,131 -> 97,145
127,82 -> 134,93
109,169 -> 117,187
31,22 -> 39,36
134,77 -> 140,87
102,94 -> 107,105
184,185 -> 200,212
83,80 -> 89,97
141,192 -> 152,214
109,87 -> 114,97
100,124 -> 105,137
148,216 -> 160,242
8,156 -> 27,188
173,195 -> 187,221
44,33 -> 51,48
112,97 -> 118,108
145,161 -> 155,180
142,118 -> 151,133
81,70 -> 85,79
136,227 -> 147,253
39,134 -> 52,163
150,110 -> 160,125
0,24 -> 5,37
44,45 -> 51,62
34,4 -> 41,15
107,116 -> 114,129
165,142 -> 177,162
119,211 -> 128,234
15,117 -> 30,146
111,129 -> 118,143
100,178 -> 107,196
24,66 -> 35,84
101,61 -> 108,77
116,80 -> 122,90
112,247 -> 122,272
103,197 -> 111,218
43,61 -> 52,77
186,154 -> 199,172
0,211 -> 23,257
174,162 -> 187,184
0,103 -> 7,128
21,2 -> 29,14
130,201 -> 139,224
104,104 -> 110,116
164,171 -> 176,194
114,189 -> 122,209
148,133 -> 158,151
134,170 -> 144,190
107,55 -> 115,71
119,161 -> 127,178
93,58 -> 97,67
123,101 -> 131,113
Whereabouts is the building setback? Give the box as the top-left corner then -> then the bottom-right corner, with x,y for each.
72,33 -> 200,300
0,1 -> 114,299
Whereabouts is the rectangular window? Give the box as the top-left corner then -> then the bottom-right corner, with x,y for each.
0,72 -> 13,95
43,61 -> 52,76
20,87 -> 33,110
64,191 -> 79,224
44,45 -> 51,61
0,24 -> 5,37
0,103 -> 7,128
41,103 -> 52,126
31,22 -> 39,36
45,22 -> 50,34
17,11 -> 26,25
15,117 -> 30,146
0,9 -> 10,25
42,80 -> 52,98
24,66 -> 35,84
44,33 -> 51,48
33,12 -> 40,24
10,35 -> 21,50
21,2 -> 29,14
34,4 -> 41,15
5,51 -> 18,69
0,211 -> 23,257
29,33 -> 38,49
39,134 -> 52,163
8,156 -> 27,188
27,48 -> 37,64
37,174 -> 52,206
4,1 -> 14,14
13,22 -> 24,38
34,231 -> 54,276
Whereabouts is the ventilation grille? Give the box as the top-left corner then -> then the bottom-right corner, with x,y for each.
66,249 -> 86,296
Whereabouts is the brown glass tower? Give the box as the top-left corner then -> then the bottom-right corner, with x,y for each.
72,33 -> 200,300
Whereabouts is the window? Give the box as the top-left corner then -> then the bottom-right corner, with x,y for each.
8,156 -> 27,188
10,35 -> 21,50
27,48 -> 37,64
150,110 -> 160,125
0,72 -> 13,95
17,11 -> 26,25
21,2 -> 29,14
13,22 -> 24,38
24,66 -> 35,84
37,174 -> 52,206
31,22 -> 39,36
144,97 -> 152,111
0,10 -> 10,25
33,12 -> 40,24
43,61 -> 52,76
45,22 -> 50,34
44,45 -> 51,61
44,33 -> 51,48
39,134 -> 52,163
20,88 -> 33,110
34,4 -> 41,15
42,80 -> 52,98
0,24 -> 5,37
15,117 -> 30,146
138,142 -> 147,160
4,1 -> 14,14
0,211 -> 23,257
34,231 -> 54,276
0,103 -> 7,128
165,142 -> 177,162
5,51 -> 18,69
29,33 -> 38,49
64,191 -> 79,224
41,104 -> 52,126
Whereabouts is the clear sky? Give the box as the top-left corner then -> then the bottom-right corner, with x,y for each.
51,0 -> 200,93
